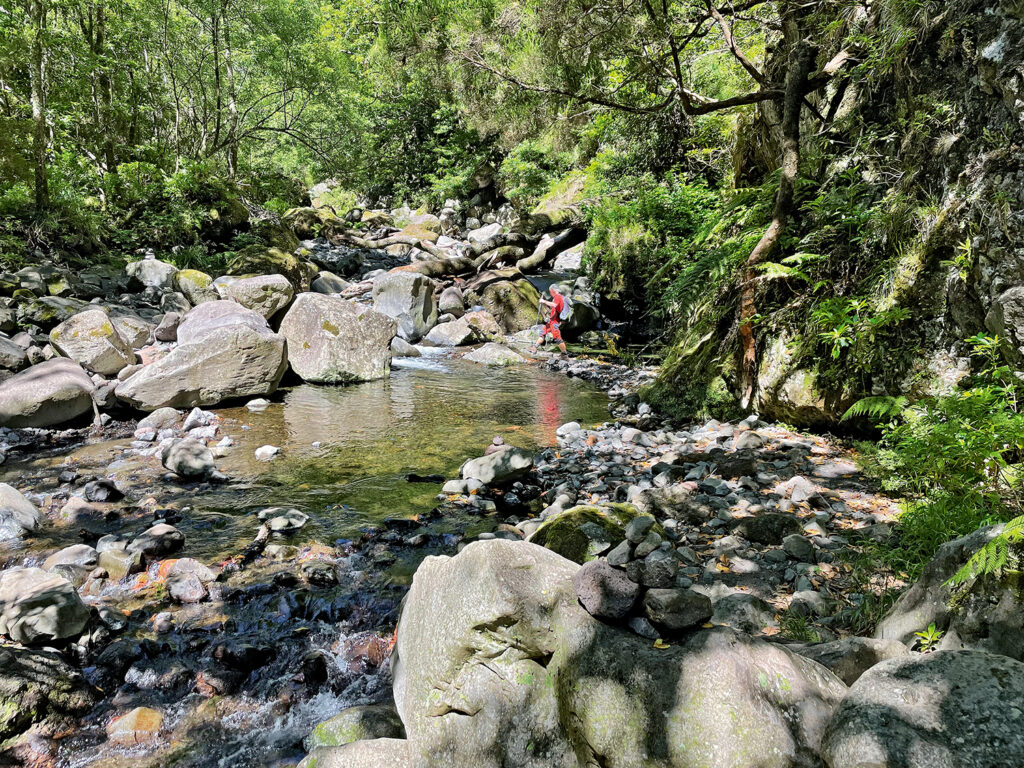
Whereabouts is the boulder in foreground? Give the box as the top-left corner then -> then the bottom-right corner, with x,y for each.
384,540 -> 846,768
0,567 -> 90,644
823,650 -> 1024,768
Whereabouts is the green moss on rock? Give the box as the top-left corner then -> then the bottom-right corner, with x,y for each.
530,503 -> 661,564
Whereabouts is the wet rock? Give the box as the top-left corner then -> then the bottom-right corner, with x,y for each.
0,483 -> 41,541
790,637 -> 910,686
461,447 -> 532,485
106,706 -> 164,745
258,507 -> 309,532
255,444 -> 281,461
643,588 -> 713,632
336,632 -> 392,673
166,558 -> 216,604
302,560 -> 338,587
98,548 -> 143,580
0,358 -> 95,428
43,544 -> 98,571
299,738 -> 412,768
305,705 -> 406,751
371,272 -> 438,342
127,523 -> 184,557
279,293 -> 397,383
161,437 -> 216,479
0,567 -> 90,644
572,559 -> 639,619
463,342 -> 525,367
391,337 -> 420,357
823,651 -> 1024,768
84,479 -> 123,502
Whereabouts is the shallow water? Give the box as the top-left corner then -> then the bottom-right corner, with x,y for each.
2,354 -> 609,767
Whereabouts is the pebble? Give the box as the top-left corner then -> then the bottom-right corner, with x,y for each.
254,445 -> 281,461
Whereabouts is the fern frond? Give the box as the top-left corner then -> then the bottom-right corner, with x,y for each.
842,396 -> 910,421
755,262 -> 809,282
948,515 -> 1024,586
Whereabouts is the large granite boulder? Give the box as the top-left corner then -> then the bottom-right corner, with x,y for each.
227,245 -> 318,291
390,540 -> 847,768
283,206 -> 345,240
175,300 -> 273,344
279,293 -> 396,383
110,310 -> 155,349
423,311 -> 501,347
822,650 -> 1024,768
126,256 -> 178,291
115,320 -> 287,410
0,567 -> 90,644
0,337 -> 27,371
372,272 -> 438,342
0,358 -> 95,427
217,274 -> 294,319
0,483 -> 41,542
49,309 -> 135,375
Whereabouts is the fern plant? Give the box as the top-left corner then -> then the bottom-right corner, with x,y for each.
948,515 -> 1024,587
843,395 -> 909,422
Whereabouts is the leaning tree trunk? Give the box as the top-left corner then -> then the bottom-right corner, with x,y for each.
29,0 -> 49,211
737,33 -> 815,409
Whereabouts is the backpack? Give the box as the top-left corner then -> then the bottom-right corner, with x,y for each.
558,295 -> 573,321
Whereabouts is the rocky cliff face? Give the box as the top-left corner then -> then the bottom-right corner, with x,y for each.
723,0 -> 1024,426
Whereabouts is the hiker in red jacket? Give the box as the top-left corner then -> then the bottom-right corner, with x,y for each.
531,285 -> 568,355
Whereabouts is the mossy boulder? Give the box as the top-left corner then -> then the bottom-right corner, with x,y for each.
202,193 -> 250,241
283,207 -> 345,240
0,646 -> 97,741
227,245 -> 318,292
304,705 -> 405,751
529,503 -> 661,564
360,210 -> 393,228
17,296 -> 91,330
253,217 -> 302,252
463,269 -> 541,333
173,269 -> 218,305
397,224 -> 440,244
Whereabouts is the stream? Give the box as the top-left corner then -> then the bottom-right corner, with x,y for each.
1,353 -> 609,767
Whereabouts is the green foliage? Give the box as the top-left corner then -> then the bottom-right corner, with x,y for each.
949,515 -> 1024,587
913,622 -> 944,652
843,396 -> 909,422
855,335 -> 1024,576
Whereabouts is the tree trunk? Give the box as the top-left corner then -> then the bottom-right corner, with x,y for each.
29,0 -> 49,211
737,32 -> 815,409
221,0 -> 239,175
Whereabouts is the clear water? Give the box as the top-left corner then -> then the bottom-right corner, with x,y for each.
2,354 -> 609,767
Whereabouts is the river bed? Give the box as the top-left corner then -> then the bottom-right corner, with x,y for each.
1,355 -> 609,767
